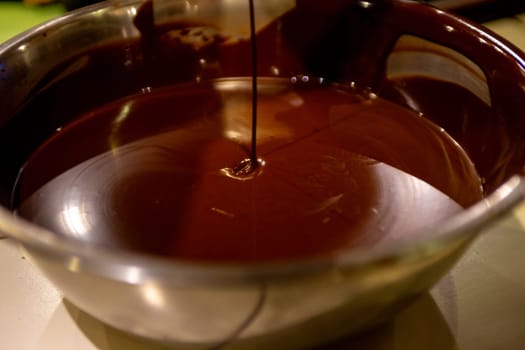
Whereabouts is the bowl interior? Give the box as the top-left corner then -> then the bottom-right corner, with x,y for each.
0,0 -> 524,252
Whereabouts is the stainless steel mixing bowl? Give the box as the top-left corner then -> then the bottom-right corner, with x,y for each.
0,0 -> 524,349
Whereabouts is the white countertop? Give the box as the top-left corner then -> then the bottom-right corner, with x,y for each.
2,207 -> 525,350
1,9 -> 525,350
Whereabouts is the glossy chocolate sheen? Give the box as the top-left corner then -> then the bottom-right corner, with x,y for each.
14,78 -> 482,261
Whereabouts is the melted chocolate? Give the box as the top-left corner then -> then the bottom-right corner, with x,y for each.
5,0 -> 525,262
248,0 -> 259,165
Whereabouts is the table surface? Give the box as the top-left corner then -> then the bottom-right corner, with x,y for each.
1,3 -> 525,350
